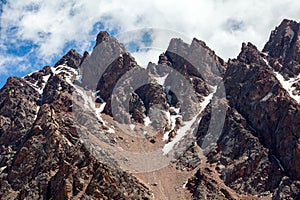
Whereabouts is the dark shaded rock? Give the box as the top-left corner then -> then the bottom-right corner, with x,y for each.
273,176 -> 300,200
195,101 -> 283,197
94,31 -> 110,47
238,42 -> 269,66
54,49 -> 83,69
98,52 -> 139,115
135,83 -> 168,114
224,42 -> 300,180
186,168 -> 236,200
129,93 -> 146,123
0,77 -> 39,148
263,19 -> 300,77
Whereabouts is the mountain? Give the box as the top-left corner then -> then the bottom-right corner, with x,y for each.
0,19 -> 299,200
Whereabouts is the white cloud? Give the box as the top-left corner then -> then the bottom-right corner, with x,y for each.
0,54 -> 28,74
0,0 -> 300,77
132,48 -> 164,67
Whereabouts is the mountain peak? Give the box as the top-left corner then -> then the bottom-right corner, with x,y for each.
263,19 -> 300,56
263,19 -> 300,76
278,18 -> 298,29
94,31 -> 110,47
54,49 -> 83,69
236,42 -> 268,65
191,37 -> 207,48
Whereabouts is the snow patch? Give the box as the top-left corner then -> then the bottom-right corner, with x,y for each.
26,73 -> 52,120
107,128 -> 115,134
162,111 -> 181,141
73,84 -> 106,126
97,103 -> 106,113
261,92 -> 273,102
77,74 -> 82,83
274,72 -> 300,103
144,116 -> 152,126
52,64 -> 78,85
129,124 -> 136,130
0,166 -> 7,173
26,73 -> 51,94
92,90 -> 100,97
61,133 -> 73,146
154,74 -> 168,86
33,105 -> 40,121
263,58 -> 269,66
170,107 -> 180,114
42,74 -> 51,83
182,181 -> 188,188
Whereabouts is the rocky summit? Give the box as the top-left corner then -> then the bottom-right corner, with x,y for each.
0,19 -> 300,200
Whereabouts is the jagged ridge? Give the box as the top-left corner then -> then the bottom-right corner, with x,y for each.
0,19 -> 300,200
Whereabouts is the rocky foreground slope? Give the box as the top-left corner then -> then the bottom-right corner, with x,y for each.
0,19 -> 300,199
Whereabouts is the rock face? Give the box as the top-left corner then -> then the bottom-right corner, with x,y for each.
263,19 -> 300,77
0,51 -> 151,199
224,42 -> 300,180
1,19 -> 300,200
193,20 -> 300,200
96,52 -> 139,116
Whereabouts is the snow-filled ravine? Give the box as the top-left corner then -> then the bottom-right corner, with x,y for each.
162,86 -> 217,155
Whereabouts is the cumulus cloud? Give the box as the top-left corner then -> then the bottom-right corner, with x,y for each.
0,0 -> 300,81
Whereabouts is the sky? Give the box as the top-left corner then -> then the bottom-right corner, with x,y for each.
0,0 -> 300,88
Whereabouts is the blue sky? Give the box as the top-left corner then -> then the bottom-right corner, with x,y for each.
1,0 -> 300,88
